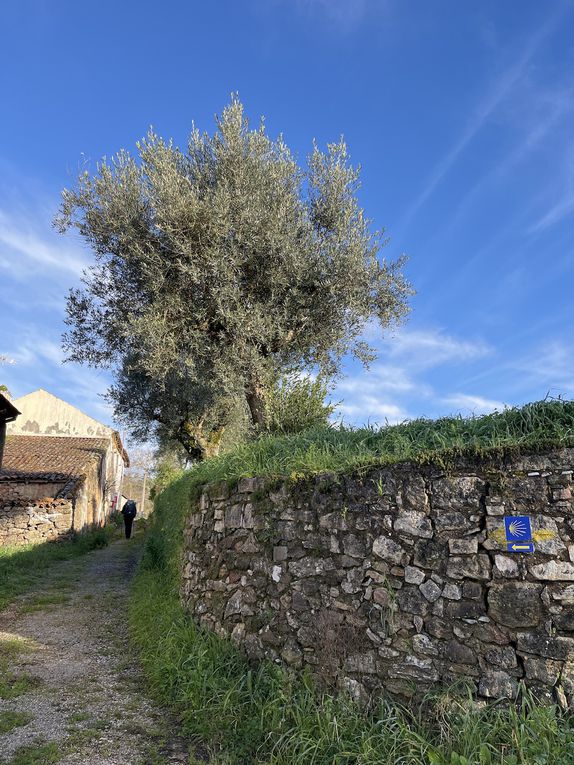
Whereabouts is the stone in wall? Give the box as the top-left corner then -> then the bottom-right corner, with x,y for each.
0,498 -> 73,545
181,449 -> 574,707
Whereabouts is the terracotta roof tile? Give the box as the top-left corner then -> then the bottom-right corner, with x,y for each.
0,435 -> 108,482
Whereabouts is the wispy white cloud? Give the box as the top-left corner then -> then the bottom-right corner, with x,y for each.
334,327 -> 494,425
441,92 -> 572,242
530,192 -> 574,233
440,393 -> 506,415
337,398 -> 407,424
398,6 -> 566,229
513,341 -> 574,396
5,330 -> 66,368
334,363 -> 431,422
0,208 -> 87,278
338,364 -> 421,395
529,147 -> 574,232
456,335 -> 574,402
382,328 -> 491,367
1,317 -> 115,427
0,288 -> 66,313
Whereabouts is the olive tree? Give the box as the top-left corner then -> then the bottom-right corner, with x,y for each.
56,97 -> 411,456
109,350 -> 248,460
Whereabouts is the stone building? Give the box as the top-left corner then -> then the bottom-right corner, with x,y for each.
0,389 -> 129,546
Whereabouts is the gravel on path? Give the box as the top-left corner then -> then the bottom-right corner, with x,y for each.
0,536 -> 192,765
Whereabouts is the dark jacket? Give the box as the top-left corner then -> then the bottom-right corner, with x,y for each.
121,500 -> 137,518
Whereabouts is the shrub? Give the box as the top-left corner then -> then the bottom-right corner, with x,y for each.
266,374 -> 337,435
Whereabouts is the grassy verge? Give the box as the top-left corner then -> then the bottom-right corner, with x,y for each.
129,480 -> 574,765
0,523 -> 119,610
173,399 -> 574,492
0,635 -> 39,700
130,572 -> 574,765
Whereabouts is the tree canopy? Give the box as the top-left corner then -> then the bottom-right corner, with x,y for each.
56,96 -> 412,458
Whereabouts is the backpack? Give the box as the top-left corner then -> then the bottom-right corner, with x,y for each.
122,500 -> 137,517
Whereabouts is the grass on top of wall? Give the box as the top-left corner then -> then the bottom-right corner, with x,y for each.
128,481 -> 574,765
180,399 -> 574,493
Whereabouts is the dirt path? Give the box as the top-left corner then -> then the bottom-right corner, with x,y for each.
0,536 -> 191,765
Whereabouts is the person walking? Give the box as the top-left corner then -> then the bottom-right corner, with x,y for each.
121,498 -> 137,539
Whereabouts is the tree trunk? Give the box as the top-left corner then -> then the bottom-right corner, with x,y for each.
196,427 -> 224,460
178,419 -> 224,462
245,373 -> 268,430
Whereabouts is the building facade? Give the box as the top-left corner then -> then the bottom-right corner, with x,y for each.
0,390 -> 129,546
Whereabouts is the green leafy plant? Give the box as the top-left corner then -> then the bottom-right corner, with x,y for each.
266,374 -> 337,435
0,710 -> 33,734
6,741 -> 60,765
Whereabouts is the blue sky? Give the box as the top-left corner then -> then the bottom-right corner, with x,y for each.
1,0 -> 573,434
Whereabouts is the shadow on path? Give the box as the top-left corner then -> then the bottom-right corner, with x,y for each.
0,535 -> 192,765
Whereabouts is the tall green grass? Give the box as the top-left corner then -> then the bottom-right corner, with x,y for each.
181,399 -> 574,490
0,524 -> 117,609
129,472 -> 574,765
131,572 -> 574,765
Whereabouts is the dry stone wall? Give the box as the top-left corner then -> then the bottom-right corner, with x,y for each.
0,497 -> 73,545
181,448 -> 574,706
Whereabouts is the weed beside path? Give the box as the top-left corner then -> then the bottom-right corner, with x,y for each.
131,567 -> 574,765
0,535 -> 190,765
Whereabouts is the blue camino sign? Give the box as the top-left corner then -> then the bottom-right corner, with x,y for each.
503,515 -> 534,554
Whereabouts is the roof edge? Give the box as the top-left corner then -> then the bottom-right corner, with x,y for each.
112,431 -> 130,467
0,393 -> 20,423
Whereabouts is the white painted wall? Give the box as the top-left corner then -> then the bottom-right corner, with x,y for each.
7,389 -> 113,438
